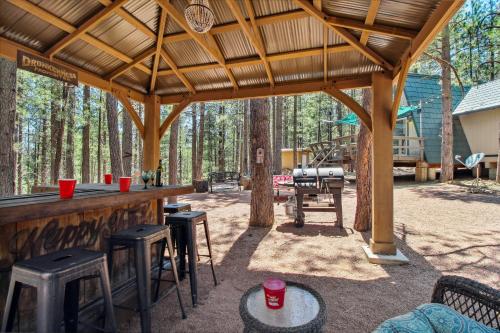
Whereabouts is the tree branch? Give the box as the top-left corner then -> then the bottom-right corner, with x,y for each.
423,52 -> 465,97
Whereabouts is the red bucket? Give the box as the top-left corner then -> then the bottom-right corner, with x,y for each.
104,173 -> 113,184
263,278 -> 286,309
119,177 -> 132,192
59,179 -> 77,199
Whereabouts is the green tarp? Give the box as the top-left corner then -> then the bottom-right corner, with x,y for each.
335,105 -> 419,126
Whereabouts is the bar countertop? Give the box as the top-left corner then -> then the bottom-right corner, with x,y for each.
0,184 -> 193,225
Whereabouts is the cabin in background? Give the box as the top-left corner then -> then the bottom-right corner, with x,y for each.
453,79 -> 500,180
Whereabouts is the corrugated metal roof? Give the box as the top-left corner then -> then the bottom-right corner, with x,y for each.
216,29 -> 257,60
231,64 -> 268,87
0,0 -> 455,98
165,38 -> 217,67
156,74 -> 189,95
184,68 -> 233,91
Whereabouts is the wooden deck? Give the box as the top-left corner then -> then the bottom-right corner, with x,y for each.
310,135 -> 425,167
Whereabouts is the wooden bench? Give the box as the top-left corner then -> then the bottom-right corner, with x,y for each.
208,172 -> 241,193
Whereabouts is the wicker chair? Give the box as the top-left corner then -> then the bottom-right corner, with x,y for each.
431,275 -> 499,329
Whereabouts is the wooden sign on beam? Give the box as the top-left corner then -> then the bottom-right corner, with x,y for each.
17,50 -> 78,85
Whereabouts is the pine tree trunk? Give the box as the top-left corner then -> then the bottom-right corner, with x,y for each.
0,58 -> 17,196
122,104 -> 133,176
191,104 -> 197,182
106,92 -> 123,182
283,98 -> 289,148
40,109 -> 48,185
97,92 -> 103,183
354,88 -> 373,231
168,118 -> 180,203
82,86 -> 91,183
249,98 -> 274,227
241,100 -> 250,175
50,82 -> 65,184
293,96 -> 298,168
337,102 -> 343,137
273,96 -> 283,174
218,105 -> 225,172
196,102 -> 205,180
16,114 -> 22,194
65,85 -> 75,179
440,24 -> 454,182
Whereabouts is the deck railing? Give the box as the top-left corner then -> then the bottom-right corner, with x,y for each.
310,135 -> 425,166
392,136 -> 425,161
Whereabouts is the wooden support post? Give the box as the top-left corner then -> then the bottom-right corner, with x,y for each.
370,72 -> 396,255
143,95 -> 161,171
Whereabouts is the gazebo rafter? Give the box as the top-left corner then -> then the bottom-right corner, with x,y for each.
359,0 -> 381,45
43,0 -> 128,58
150,8 -> 168,93
155,0 -> 239,90
6,0 -> 152,75
293,0 -> 394,71
98,0 -> 157,39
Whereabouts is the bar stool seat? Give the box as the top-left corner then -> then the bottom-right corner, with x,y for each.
2,248 -> 116,333
163,203 -> 191,214
107,224 -> 186,333
165,211 -> 217,308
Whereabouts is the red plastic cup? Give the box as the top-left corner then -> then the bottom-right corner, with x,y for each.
263,278 -> 286,309
119,177 -> 132,192
104,173 -> 113,184
58,179 -> 77,199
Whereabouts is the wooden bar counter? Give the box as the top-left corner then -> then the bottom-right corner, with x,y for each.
0,184 -> 193,329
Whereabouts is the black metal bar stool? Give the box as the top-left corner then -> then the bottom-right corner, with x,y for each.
165,211 -> 217,307
107,224 -> 186,333
163,203 -> 191,214
163,203 -> 191,251
1,248 -> 116,333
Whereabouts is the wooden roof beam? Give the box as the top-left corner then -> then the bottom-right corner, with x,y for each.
106,47 -> 156,80
155,0 -> 238,90
157,44 -> 353,77
150,9 -> 168,93
98,0 -> 156,39
324,86 -> 372,131
0,36 -> 146,102
160,49 -> 195,93
313,0 -> 328,82
113,90 -> 145,137
241,0 -> 274,86
44,0 -> 128,58
164,10 -> 417,44
160,74 -> 373,104
394,0 -> 464,76
391,56 -> 411,129
159,99 -> 192,138
293,0 -> 393,71
360,0 -> 381,46
7,0 -> 151,75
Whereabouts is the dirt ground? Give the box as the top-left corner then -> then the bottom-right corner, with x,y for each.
119,181 -> 500,333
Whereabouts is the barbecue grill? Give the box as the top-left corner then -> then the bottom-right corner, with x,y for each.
292,167 -> 344,228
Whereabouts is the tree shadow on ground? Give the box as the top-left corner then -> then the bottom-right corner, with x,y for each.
408,185 -> 500,204
276,222 -> 353,238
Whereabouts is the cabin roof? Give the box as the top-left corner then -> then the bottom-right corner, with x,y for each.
453,79 -> 500,116
403,73 -> 471,164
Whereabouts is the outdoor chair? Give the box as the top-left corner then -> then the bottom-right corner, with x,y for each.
373,275 -> 499,332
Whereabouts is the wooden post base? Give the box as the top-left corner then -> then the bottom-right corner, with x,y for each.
370,238 -> 397,255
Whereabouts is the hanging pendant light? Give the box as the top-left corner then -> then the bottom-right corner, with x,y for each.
184,0 -> 215,34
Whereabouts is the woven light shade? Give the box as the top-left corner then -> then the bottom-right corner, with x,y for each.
184,0 -> 215,34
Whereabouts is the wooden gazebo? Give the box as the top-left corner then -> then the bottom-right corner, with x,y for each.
0,0 -> 463,261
